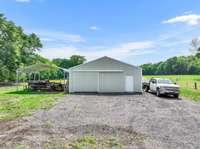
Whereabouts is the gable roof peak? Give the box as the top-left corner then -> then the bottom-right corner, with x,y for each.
69,56 -> 141,70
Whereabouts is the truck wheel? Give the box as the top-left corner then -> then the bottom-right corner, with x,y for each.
156,89 -> 161,97
144,86 -> 149,92
174,94 -> 179,98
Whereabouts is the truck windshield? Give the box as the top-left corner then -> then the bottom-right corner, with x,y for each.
157,79 -> 173,84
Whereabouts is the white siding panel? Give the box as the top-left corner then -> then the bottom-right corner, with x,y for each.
72,72 -> 98,92
99,72 -> 124,92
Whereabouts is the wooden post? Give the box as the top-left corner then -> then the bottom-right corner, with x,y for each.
38,72 -> 40,81
63,71 -> 66,93
16,70 -> 19,91
48,71 -> 50,80
34,72 -> 36,81
194,82 -> 197,90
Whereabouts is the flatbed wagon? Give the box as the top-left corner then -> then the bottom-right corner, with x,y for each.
28,80 -> 65,91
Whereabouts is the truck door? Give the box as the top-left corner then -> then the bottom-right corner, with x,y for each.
150,79 -> 157,92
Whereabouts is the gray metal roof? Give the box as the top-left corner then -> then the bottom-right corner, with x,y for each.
17,63 -> 69,74
69,56 -> 141,70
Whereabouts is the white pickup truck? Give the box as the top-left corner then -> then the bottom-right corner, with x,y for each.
143,78 -> 180,98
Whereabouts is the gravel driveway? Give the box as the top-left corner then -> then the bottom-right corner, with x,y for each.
1,93 -> 200,149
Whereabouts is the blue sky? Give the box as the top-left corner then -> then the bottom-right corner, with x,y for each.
1,0 -> 200,65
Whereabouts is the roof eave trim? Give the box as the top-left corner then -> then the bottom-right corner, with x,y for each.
72,70 -> 124,72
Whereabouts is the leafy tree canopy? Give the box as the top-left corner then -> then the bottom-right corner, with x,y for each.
0,13 -> 43,81
141,55 -> 200,75
51,55 -> 86,79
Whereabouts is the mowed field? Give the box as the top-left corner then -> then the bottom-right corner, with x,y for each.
0,87 -> 64,121
144,75 -> 200,102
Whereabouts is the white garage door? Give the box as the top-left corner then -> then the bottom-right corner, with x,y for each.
72,72 -> 98,92
99,72 -> 124,92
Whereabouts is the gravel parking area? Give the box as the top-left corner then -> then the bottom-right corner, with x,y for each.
1,93 -> 200,149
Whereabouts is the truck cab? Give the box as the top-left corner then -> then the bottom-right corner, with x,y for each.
149,78 -> 180,98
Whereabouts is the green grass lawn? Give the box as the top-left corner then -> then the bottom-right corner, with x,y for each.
14,135 -> 122,149
54,136 -> 121,149
0,86 -> 65,121
144,75 -> 200,102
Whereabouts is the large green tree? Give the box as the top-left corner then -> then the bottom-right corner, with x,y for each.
0,13 -> 42,81
69,55 -> 86,66
53,55 -> 86,69
52,55 -> 86,79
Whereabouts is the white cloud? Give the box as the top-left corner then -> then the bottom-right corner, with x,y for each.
184,11 -> 193,15
40,38 -> 55,42
156,33 -> 190,47
38,46 -> 78,60
16,0 -> 30,2
15,0 -> 45,2
39,41 -> 155,61
28,29 -> 85,43
90,26 -> 101,31
82,41 -> 155,60
162,14 -> 200,26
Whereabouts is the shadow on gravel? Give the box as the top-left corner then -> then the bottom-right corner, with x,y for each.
7,90 -> 61,95
159,95 -> 182,100
72,92 -> 142,96
146,91 -> 182,100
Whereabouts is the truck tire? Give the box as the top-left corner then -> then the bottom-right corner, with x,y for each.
174,94 -> 179,98
156,88 -> 161,97
144,86 -> 149,92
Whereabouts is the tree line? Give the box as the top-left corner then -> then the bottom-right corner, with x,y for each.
141,38 -> 200,75
141,55 -> 200,75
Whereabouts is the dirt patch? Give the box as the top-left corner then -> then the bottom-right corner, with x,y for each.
65,124 -> 146,148
1,123 -> 147,149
